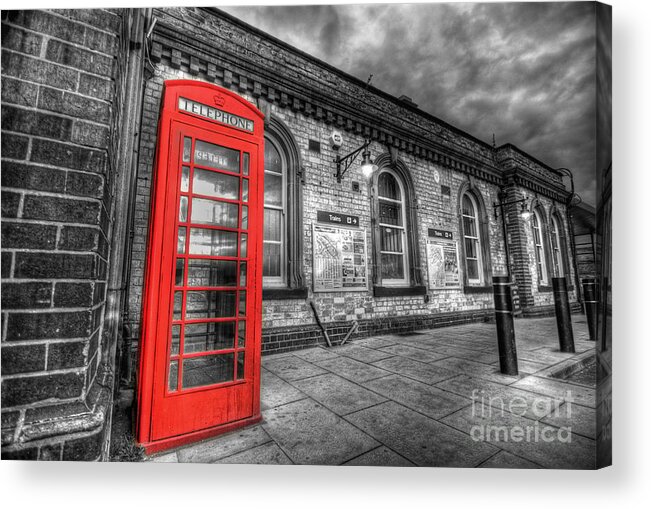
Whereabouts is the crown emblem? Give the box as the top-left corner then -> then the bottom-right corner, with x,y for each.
213,94 -> 226,107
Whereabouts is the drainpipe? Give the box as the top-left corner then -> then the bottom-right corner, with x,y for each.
102,7 -> 151,460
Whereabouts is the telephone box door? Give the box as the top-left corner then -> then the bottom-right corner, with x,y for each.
137,81 -> 265,453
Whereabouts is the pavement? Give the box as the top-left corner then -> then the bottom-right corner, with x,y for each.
147,314 -> 597,469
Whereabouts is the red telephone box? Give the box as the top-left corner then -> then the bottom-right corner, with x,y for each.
137,80 -> 265,454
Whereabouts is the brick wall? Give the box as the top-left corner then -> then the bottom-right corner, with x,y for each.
1,9 -> 125,460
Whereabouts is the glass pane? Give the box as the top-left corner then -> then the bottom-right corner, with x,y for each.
177,227 -> 186,254
240,233 -> 248,258
183,322 -> 236,354
194,140 -> 240,173
182,354 -> 234,388
264,142 -> 282,174
185,290 -> 236,319
171,325 -> 180,355
237,352 -> 245,380
263,243 -> 281,277
381,227 -> 403,253
467,259 -> 479,280
242,152 -> 250,176
238,321 -> 246,348
179,196 -> 188,222
188,228 -> 238,256
175,259 -> 185,286
182,137 -> 191,163
187,259 -> 237,287
378,172 -> 399,200
381,253 -> 404,280
173,291 -> 183,320
239,262 -> 247,287
241,205 -> 248,230
239,290 -> 246,316
264,208 -> 282,241
465,238 -> 478,259
191,197 -> 239,228
264,173 -> 283,207
193,168 -> 239,199
181,166 -> 190,192
463,216 -> 477,237
169,360 -> 178,392
242,179 -> 249,202
379,200 -> 401,226
462,195 -> 474,217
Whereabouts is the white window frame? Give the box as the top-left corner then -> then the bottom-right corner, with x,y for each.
262,137 -> 287,288
461,192 -> 483,285
550,214 -> 564,277
532,208 -> 549,285
378,169 -> 409,287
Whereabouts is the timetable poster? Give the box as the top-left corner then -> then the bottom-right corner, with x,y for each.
313,224 -> 368,292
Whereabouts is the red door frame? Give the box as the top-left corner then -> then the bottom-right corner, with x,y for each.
136,80 -> 265,454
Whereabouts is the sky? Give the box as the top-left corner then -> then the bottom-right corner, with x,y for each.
221,1 -> 599,205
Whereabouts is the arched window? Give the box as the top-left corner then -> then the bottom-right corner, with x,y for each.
370,156 -> 424,296
461,193 -> 482,284
532,208 -> 549,285
261,118 -> 305,298
262,138 -> 285,286
550,214 -> 564,277
378,169 -> 409,286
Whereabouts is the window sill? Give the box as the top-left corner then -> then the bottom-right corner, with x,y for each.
464,285 -> 493,294
263,287 -> 308,300
373,285 -> 427,297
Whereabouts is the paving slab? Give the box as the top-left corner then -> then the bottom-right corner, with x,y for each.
371,356 -> 457,385
291,346 -> 340,363
343,446 -> 415,467
291,373 -> 387,415
429,357 -> 521,385
261,398 -> 379,465
479,451 -> 541,469
378,344 -> 450,363
216,442 -> 293,465
353,337 -> 399,349
345,401 -> 498,467
441,405 -> 595,469
315,355 -> 391,383
435,374 -> 562,420
362,374 -> 470,420
148,451 -> 179,463
177,425 -> 272,463
263,354 -> 328,381
511,375 -> 596,408
260,369 -> 307,410
331,344 -> 395,363
540,402 -> 596,440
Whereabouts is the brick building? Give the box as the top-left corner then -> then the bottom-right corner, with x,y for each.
1,7 -> 580,460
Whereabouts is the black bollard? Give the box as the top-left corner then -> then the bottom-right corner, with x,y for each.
582,278 -> 599,342
492,276 -> 518,375
552,277 -> 575,353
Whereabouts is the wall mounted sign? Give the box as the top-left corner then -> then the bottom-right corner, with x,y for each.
428,228 -> 453,240
179,97 -> 255,132
313,224 -> 368,292
427,231 -> 460,289
317,210 -> 360,227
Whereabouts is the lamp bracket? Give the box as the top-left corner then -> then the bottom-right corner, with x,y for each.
334,139 -> 371,183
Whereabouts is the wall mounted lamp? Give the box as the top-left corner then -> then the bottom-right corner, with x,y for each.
334,139 -> 378,183
493,197 -> 531,221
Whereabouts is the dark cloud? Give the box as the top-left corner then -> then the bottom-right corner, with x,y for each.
222,2 -> 599,205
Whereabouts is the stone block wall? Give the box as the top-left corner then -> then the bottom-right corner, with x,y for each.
1,9 -> 125,461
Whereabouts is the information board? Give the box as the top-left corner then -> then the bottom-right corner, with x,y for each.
427,238 -> 460,289
313,224 -> 368,292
